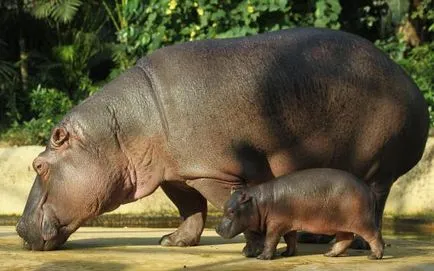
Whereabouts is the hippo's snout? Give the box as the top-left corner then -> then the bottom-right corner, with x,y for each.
16,217 -> 45,250
215,225 -> 223,237
216,217 -> 239,239
16,217 -> 66,251
16,208 -> 67,251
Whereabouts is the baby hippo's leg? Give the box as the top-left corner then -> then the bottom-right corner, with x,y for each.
281,231 -> 297,257
324,232 -> 354,257
257,225 -> 282,260
243,230 -> 265,257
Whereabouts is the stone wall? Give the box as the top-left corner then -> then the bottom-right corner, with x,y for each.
1,137 -> 433,217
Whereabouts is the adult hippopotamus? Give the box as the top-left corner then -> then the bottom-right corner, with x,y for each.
16,27 -> 429,251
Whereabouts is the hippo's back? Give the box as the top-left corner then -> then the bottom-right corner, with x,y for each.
137,27 -> 429,183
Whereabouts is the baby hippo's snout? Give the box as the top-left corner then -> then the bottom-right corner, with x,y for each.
215,217 -> 237,239
216,190 -> 255,239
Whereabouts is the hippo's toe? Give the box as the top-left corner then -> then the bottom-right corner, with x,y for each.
159,232 -> 198,247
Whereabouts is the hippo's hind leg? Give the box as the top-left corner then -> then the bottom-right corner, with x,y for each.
324,232 -> 354,257
370,176 -> 394,234
281,231 -> 297,257
351,174 -> 394,250
159,181 -> 207,246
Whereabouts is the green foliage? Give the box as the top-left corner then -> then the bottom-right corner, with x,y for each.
106,0 -> 315,73
0,39 -> 19,128
0,40 -> 16,86
1,86 -> 73,145
29,85 -> 73,122
411,0 -> 434,32
400,44 -> 434,126
32,0 -> 83,23
314,0 -> 341,29
1,0 -> 434,146
52,31 -> 105,98
377,38 -> 434,126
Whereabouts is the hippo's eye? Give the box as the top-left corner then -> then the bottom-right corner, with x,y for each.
227,208 -> 235,216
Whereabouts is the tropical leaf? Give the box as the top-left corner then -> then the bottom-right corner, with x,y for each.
32,1 -> 55,19
31,0 -> 82,23
52,0 -> 82,23
0,60 -> 16,82
0,40 -> 17,84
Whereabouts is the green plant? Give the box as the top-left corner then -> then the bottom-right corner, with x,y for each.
314,0 -> 341,29
105,0 -> 316,74
376,38 -> 434,126
1,86 -> 73,145
32,0 -> 83,23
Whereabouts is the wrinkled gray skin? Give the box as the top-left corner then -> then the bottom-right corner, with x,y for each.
17,27 -> 429,251
216,168 -> 384,260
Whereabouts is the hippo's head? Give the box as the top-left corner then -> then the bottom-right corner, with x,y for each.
215,190 -> 255,239
15,115 -> 165,250
16,68 -> 170,250
15,123 -> 131,250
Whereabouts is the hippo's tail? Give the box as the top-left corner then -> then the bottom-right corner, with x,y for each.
367,185 -> 380,229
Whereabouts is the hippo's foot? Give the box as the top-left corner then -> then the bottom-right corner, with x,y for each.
368,252 -> 383,260
242,231 -> 265,257
297,232 -> 335,244
159,181 -> 207,247
281,247 -> 296,257
256,251 -> 274,260
350,235 -> 371,250
159,231 -> 200,247
324,251 -> 349,257
324,251 -> 338,257
243,244 -> 263,257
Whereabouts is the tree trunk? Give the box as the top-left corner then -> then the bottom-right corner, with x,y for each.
17,0 -> 28,93
398,0 -> 423,46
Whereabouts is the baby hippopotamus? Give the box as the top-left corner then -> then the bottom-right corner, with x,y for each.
215,168 -> 384,260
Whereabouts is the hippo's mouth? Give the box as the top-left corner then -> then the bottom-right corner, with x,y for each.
20,226 -> 70,251
17,216 -> 72,251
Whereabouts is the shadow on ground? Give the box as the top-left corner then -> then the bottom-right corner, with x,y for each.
34,261 -> 128,271
64,235 -> 245,250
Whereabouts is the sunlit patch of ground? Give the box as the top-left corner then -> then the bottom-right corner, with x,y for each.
0,226 -> 433,271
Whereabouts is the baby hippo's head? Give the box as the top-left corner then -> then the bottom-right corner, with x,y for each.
215,190 -> 255,239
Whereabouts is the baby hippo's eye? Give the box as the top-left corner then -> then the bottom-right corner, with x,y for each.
227,208 -> 235,216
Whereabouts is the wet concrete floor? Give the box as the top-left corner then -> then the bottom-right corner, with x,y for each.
0,226 -> 433,271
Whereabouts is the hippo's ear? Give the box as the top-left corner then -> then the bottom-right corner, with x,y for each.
51,127 -> 69,147
238,191 -> 251,204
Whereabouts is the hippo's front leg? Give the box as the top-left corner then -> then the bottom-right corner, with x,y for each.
257,225 -> 282,260
242,230 -> 265,257
159,181 -> 207,246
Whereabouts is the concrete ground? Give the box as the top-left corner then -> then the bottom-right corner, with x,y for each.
0,226 -> 433,271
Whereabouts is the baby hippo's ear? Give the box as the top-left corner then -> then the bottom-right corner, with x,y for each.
238,191 -> 251,204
